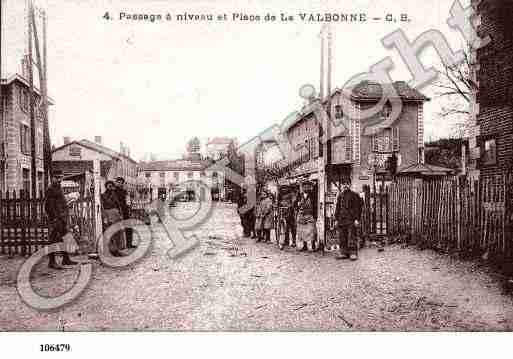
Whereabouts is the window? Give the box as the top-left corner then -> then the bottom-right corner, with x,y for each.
69,146 -> 82,157
145,172 -> 151,178
481,138 -> 497,166
159,172 -> 165,178
22,168 -> 30,194
335,104 -> 344,119
19,88 -> 29,113
382,101 -> 392,119
37,171 -> 43,195
174,172 -> 179,180
187,172 -> 193,179
372,127 -> 398,153
20,124 -> 30,155
200,171 -> 206,177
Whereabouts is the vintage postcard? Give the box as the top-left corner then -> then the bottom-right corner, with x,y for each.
0,0 -> 512,355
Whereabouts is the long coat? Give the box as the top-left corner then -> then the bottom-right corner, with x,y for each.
115,187 -> 130,219
335,189 -> 363,227
260,197 -> 274,230
44,183 -> 69,244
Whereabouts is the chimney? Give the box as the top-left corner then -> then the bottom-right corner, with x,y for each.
63,136 -> 71,145
94,136 -> 102,145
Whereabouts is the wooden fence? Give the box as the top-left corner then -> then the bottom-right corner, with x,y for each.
368,173 -> 513,271
0,190 -> 95,256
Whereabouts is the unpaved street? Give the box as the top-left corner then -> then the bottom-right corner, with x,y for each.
1,203 -> 513,331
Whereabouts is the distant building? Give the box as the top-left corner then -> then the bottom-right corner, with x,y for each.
469,0 -> 513,178
206,137 -> 238,161
138,159 -> 225,201
51,137 -> 139,193
185,137 -> 202,160
0,74 -> 54,193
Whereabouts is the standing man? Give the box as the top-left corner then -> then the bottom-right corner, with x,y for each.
260,191 -> 274,243
101,181 -> 126,256
237,187 -> 250,237
334,178 -> 363,261
45,170 -> 78,269
281,188 -> 298,248
115,177 -> 136,248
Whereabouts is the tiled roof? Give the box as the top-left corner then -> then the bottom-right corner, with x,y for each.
283,81 -> 429,134
398,162 -> 455,176
349,81 -> 429,101
1,74 -> 56,105
52,139 -> 137,164
139,159 -> 214,171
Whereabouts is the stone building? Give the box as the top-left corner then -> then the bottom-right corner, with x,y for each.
469,0 -> 513,177
0,74 -> 52,193
256,81 -> 429,192
206,137 -> 238,161
138,159 -> 225,201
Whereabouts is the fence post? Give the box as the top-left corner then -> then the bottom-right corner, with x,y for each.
456,176 -> 462,252
93,160 -> 103,245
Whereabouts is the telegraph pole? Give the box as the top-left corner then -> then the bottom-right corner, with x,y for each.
317,24 -> 333,251
27,0 -> 37,198
31,6 -> 51,189
0,0 -> 3,193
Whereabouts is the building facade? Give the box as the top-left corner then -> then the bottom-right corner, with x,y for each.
1,74 -> 51,194
52,137 -> 139,193
256,81 -> 429,194
470,0 -> 513,178
138,159 -> 225,201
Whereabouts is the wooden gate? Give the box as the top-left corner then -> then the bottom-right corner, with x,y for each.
363,183 -> 389,236
0,190 -> 95,256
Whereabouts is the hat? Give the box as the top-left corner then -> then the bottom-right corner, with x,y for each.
115,177 -> 125,183
105,180 -> 115,188
51,170 -> 64,177
341,177 -> 352,185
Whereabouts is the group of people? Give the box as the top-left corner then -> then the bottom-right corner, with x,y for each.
101,177 -> 137,256
237,178 -> 363,261
44,170 -> 137,270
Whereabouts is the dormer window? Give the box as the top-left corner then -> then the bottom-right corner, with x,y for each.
335,104 -> 344,119
382,101 -> 392,119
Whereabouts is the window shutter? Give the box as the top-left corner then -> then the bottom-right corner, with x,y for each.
372,134 -> 378,152
393,127 -> 400,152
345,136 -> 351,162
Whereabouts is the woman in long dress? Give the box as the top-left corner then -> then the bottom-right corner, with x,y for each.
296,185 -> 316,251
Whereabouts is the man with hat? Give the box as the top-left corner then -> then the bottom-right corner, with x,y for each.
115,177 -> 136,248
260,190 -> 274,243
101,180 -> 126,256
334,177 -> 363,261
44,170 -> 78,269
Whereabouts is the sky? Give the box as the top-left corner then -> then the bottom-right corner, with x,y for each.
1,0 -> 469,161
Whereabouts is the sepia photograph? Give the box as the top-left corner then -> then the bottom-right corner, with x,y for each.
0,0 -> 513,355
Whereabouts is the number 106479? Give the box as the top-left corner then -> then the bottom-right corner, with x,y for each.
40,344 -> 71,352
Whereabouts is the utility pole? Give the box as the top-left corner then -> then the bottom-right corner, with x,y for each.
0,0 -> 3,192
27,0 -> 37,198
31,6 -> 51,190
317,24 -> 333,252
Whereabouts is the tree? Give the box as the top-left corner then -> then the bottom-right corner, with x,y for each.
432,44 -> 478,138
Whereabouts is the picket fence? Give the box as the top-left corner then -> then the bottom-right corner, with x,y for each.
371,173 -> 513,271
0,190 -> 95,256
